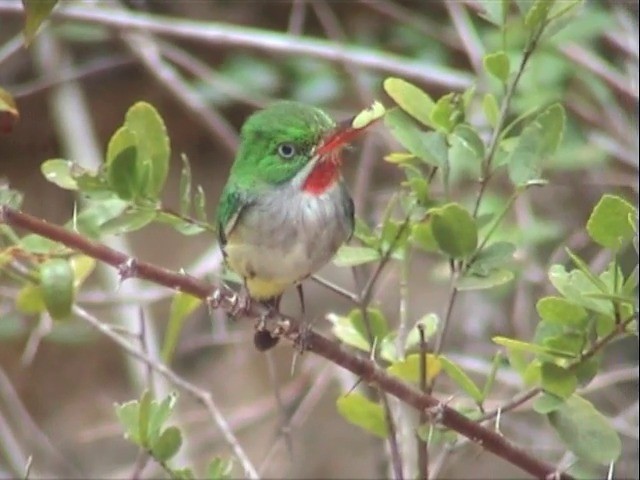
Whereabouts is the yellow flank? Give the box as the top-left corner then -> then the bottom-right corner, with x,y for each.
245,277 -> 289,300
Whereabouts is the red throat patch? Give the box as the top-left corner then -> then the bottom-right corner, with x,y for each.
302,156 -> 340,195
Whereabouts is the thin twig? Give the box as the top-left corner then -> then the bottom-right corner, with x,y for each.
417,324 -> 428,480
0,1 -> 474,90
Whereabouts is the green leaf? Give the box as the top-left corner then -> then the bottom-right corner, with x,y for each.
410,221 -> 438,252
22,0 -> 58,44
150,426 -> 182,462
457,268 -> 514,290
207,458 -> 234,480
329,308 -> 388,352
41,159 -> 78,190
536,296 -> 588,327
478,0 -> 510,25
387,353 -> 441,384
525,0 -> 556,31
493,336 -> 571,360
70,255 -> 96,289
162,292 -> 202,363
532,392 -> 564,414
439,356 -> 484,403
40,258 -> 74,320
148,392 -> 178,443
336,393 -> 388,438
72,199 -> 128,238
384,109 -> 446,168
16,283 -> 46,314
106,127 -> 140,200
115,400 -> 141,444
540,362 -> 577,398
548,264 -> 613,316
483,51 -> 511,83
333,245 -> 380,267
404,313 -> 439,352
383,77 -> 434,127
20,234 -> 59,253
430,93 -> 458,133
99,209 -> 157,235
431,203 -> 478,258
469,241 -> 516,275
482,93 -> 500,128
548,394 -> 621,465
586,194 -> 637,251
179,154 -> 192,216
449,125 -> 484,177
124,102 -> 171,197
138,390 -> 152,446
508,103 -> 565,186
194,185 -> 208,222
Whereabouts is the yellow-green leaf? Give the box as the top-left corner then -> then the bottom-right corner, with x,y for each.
336,392 -> 388,438
162,292 -> 202,363
387,353 -> 441,384
383,77 -> 434,127
431,203 -> 478,258
22,0 -> 58,44
586,194 -> 637,251
0,87 -> 19,134
483,51 -> 511,83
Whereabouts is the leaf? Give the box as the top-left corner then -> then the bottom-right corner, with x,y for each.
430,203 -> 478,258
430,93 -> 458,133
383,77 -> 434,128
179,154 -> 192,216
70,255 -> 96,289
387,353 -> 441,384
457,268 -> 514,290
99,209 -> 157,235
525,0 -> 556,31
0,86 -> 19,134
72,199 -> 128,238
138,390 -> 152,446
162,292 -> 202,363
336,393 -> 388,438
40,258 -> 74,320
508,103 -> 565,186
106,127 -> 140,200
548,264 -> 613,317
540,362 -> 577,398
16,283 -> 46,314
41,159 -> 78,190
194,185 -> 208,222
449,124 -> 485,167
207,458 -> 234,480
124,102 -> 171,197
404,313 -> 440,352
148,392 -> 178,442
384,108 -> 446,168
329,308 -> 388,352
532,392 -> 564,414
483,51 -> 511,83
351,100 -> 386,129
536,296 -> 588,327
586,194 -> 637,251
482,93 -> 500,128
469,241 -> 516,275
333,245 -> 380,267
115,400 -> 141,444
493,336 -> 572,360
439,356 -> 484,403
548,394 -> 621,465
22,0 -> 58,44
478,0 -> 509,25
410,221 -> 438,252
150,426 -> 182,462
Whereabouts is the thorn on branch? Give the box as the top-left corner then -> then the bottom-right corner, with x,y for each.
117,257 -> 138,284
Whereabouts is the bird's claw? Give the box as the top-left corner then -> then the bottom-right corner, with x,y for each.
293,321 -> 311,354
253,303 -> 280,351
229,288 -> 252,318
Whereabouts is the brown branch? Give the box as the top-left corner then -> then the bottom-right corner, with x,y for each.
0,206 -> 573,480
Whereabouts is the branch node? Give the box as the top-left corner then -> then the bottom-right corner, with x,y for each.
117,257 -> 138,284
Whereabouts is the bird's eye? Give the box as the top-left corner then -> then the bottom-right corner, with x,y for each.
277,143 -> 296,159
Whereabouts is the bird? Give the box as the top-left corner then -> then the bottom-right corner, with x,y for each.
215,100 -> 380,350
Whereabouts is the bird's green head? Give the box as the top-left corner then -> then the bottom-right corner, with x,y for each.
230,101 -> 335,187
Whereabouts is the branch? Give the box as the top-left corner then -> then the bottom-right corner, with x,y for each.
0,206 -> 573,480
0,1 -> 473,91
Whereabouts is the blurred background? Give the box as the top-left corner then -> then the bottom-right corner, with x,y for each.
0,1 -> 638,478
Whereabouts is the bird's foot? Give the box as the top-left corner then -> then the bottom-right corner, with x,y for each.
293,320 -> 312,354
253,296 -> 282,351
229,286 -> 252,317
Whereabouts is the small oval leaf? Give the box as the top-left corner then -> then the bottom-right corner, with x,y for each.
40,258 -> 74,320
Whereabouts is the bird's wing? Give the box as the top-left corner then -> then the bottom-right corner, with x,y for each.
216,187 -> 253,251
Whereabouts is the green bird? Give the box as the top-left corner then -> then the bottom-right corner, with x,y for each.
215,101 -> 378,335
